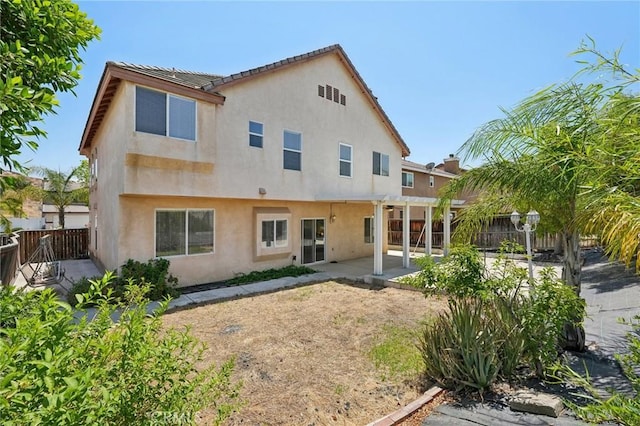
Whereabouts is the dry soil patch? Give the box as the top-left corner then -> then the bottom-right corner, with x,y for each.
162,280 -> 447,425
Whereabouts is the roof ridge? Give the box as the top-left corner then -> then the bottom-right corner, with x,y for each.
107,61 -> 222,78
204,44 -> 343,88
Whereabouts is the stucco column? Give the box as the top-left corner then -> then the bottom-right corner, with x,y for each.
373,201 -> 383,275
402,203 -> 410,268
443,205 -> 451,256
425,205 -> 433,256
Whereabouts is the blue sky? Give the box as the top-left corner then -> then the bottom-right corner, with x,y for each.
17,0 -> 640,172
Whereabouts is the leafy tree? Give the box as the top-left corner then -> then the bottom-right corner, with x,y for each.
569,45 -> 640,272
0,0 -> 101,172
33,165 -> 88,228
439,40 -> 639,295
0,273 -> 240,424
0,174 -> 40,232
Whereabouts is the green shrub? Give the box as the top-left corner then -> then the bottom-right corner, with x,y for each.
67,258 -> 179,306
416,245 -> 584,391
119,258 -> 179,300
0,273 -> 240,425
419,297 -> 525,392
403,245 -> 488,298
227,265 -> 315,285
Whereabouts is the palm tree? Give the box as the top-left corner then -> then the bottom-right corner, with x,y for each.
33,166 -> 88,229
440,42 -> 639,291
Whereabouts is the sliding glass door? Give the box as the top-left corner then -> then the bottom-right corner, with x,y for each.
301,219 -> 325,264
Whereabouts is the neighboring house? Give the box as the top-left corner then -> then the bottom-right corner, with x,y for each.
389,155 -> 473,251
78,45 -> 455,286
42,203 -> 89,229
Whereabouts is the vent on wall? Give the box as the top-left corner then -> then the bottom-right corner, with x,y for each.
318,84 -> 346,106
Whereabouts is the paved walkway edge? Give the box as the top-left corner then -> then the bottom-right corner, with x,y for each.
366,386 -> 444,426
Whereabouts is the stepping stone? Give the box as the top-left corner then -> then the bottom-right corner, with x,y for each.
509,391 -> 564,417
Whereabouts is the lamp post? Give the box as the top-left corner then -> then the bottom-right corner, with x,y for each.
510,210 -> 540,282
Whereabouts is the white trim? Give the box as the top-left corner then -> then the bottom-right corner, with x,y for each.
134,85 -> 197,142
373,151 -> 390,176
283,129 -> 302,171
301,217 -> 327,265
249,120 -> 264,148
402,204 -> 410,268
256,211 -> 292,257
401,171 -> 414,188
154,208 -> 215,258
338,142 -> 353,178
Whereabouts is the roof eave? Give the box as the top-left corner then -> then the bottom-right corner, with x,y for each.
78,63 -> 226,156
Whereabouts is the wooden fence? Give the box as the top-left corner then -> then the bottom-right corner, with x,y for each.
388,218 -> 599,251
19,228 -> 89,264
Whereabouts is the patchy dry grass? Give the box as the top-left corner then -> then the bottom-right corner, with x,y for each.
162,281 -> 447,425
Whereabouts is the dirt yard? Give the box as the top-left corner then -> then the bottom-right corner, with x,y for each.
162,280 -> 447,425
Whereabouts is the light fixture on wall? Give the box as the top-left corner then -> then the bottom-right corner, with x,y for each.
330,214 -> 337,223
258,187 -> 267,195
384,205 -> 395,212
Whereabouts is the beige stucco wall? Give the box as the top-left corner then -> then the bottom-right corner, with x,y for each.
86,52 -> 402,280
87,83 -> 129,269
114,196 -> 383,286
120,53 -> 403,201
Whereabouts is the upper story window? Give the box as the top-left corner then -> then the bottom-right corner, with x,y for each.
155,209 -> 214,257
249,121 -> 263,148
283,130 -> 302,171
372,151 -> 389,176
402,172 -> 414,188
135,86 -> 196,141
339,143 -> 352,177
429,175 -> 435,187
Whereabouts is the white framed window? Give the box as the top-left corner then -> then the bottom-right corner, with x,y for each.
373,151 -> 389,176
255,208 -> 292,257
249,120 -> 263,148
339,143 -> 352,177
402,171 -> 414,188
364,217 -> 374,244
283,130 -> 302,171
155,209 -> 214,257
429,175 -> 435,187
135,86 -> 196,141
261,219 -> 288,248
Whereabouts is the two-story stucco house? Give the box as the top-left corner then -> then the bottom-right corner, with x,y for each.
389,156 -> 472,253
79,45 -> 449,286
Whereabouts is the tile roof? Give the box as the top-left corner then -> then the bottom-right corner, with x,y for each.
81,44 -> 410,156
107,62 -> 222,89
201,44 -> 341,90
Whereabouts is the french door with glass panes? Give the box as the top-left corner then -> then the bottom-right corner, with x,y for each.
301,219 -> 325,264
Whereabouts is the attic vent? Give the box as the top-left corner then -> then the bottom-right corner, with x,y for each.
319,83 -> 346,106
